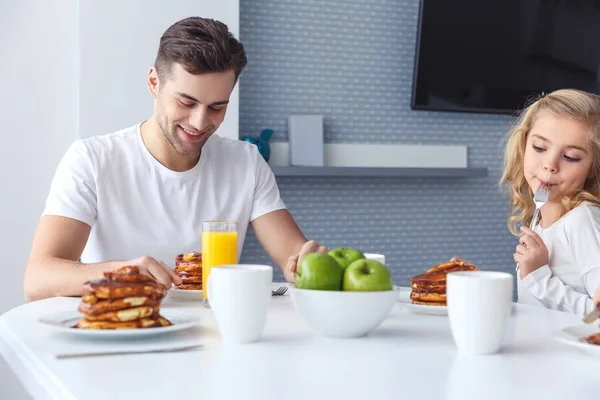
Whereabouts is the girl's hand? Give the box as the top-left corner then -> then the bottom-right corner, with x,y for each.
514,226 -> 549,279
593,286 -> 600,307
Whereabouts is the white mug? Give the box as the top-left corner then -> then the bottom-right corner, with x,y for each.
364,253 -> 386,265
207,264 -> 273,344
447,271 -> 513,355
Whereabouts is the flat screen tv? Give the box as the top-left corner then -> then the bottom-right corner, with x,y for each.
411,0 -> 600,114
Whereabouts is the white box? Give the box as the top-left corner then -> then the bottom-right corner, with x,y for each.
287,115 -> 324,166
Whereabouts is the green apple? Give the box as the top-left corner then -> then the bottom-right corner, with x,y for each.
343,259 -> 393,292
328,248 -> 366,271
295,253 -> 343,291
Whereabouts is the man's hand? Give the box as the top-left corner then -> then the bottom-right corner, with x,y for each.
124,256 -> 182,288
284,240 -> 328,283
515,226 -> 549,279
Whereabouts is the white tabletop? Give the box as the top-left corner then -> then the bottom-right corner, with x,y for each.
0,290 -> 597,400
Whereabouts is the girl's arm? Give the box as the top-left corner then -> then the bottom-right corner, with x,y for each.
594,286 -> 600,307
520,266 -> 599,317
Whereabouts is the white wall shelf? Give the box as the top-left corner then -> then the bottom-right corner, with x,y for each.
270,166 -> 487,178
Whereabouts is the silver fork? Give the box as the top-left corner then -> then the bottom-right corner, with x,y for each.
582,305 -> 600,324
516,185 -> 550,274
55,344 -> 204,359
271,286 -> 288,296
530,185 -> 551,229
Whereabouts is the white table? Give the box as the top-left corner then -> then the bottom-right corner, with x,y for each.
0,292 -> 597,400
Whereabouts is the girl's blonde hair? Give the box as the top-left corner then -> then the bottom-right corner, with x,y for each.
500,89 -> 600,235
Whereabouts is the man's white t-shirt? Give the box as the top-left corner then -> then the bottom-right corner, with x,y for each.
517,201 -> 600,317
42,123 -> 286,266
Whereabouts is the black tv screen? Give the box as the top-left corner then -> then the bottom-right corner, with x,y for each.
411,0 -> 600,114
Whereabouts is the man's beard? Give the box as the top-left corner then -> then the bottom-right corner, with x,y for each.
157,119 -> 178,151
157,118 -> 204,156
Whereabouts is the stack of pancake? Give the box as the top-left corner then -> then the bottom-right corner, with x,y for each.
174,252 -> 203,290
584,332 -> 600,345
76,266 -> 171,329
409,259 -> 479,306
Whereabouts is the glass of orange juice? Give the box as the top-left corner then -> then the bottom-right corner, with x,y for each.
202,221 -> 238,307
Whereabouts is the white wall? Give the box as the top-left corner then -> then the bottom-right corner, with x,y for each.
78,0 -> 240,139
0,0 -> 79,318
0,1 -> 78,398
0,0 -> 239,314
0,1 -> 238,398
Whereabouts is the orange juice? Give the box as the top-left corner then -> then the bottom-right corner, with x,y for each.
202,231 -> 238,299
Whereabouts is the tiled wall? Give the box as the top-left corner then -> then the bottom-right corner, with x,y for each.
238,0 -> 518,285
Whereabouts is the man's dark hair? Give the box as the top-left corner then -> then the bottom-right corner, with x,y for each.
155,17 -> 247,82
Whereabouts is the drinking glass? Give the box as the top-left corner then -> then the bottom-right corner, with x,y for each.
202,221 -> 237,307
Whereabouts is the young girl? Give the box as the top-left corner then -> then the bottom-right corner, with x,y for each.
500,89 -> 600,317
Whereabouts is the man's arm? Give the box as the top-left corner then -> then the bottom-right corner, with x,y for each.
250,209 -> 327,282
24,216 -> 181,302
25,216 -> 111,301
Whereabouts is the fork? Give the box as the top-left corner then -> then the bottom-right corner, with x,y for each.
516,184 -> 550,273
529,184 -> 551,229
55,344 -> 204,359
271,286 -> 288,296
582,305 -> 600,324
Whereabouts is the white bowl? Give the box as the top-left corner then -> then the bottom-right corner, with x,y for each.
290,287 -> 398,338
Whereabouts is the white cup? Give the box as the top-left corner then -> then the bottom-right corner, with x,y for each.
447,271 -> 513,355
364,253 -> 386,265
207,264 -> 273,344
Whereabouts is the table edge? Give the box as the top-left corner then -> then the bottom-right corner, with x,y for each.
0,313 -> 76,400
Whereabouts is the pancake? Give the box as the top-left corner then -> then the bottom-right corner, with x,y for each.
103,266 -> 155,284
81,291 -> 164,304
585,332 -> 600,345
409,272 -> 447,297
83,279 -> 166,299
76,266 -> 173,330
76,316 -> 171,330
408,259 -> 479,307
410,282 -> 446,293
175,266 -> 203,275
180,275 -> 202,284
410,271 -> 448,285
175,266 -> 202,276
78,296 -> 162,316
410,291 -> 446,302
81,306 -> 159,322
82,293 -> 98,304
175,252 -> 202,272
411,300 -> 446,306
175,283 -> 203,291
177,252 -> 201,263
425,261 -> 478,275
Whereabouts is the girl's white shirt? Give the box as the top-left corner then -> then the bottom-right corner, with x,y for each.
518,201 -> 600,317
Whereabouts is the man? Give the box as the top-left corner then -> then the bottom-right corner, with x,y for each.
24,17 -> 325,302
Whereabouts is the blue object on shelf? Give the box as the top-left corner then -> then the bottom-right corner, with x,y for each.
242,129 -> 273,162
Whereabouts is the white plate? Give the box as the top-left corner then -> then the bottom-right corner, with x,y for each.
166,283 -> 291,301
397,289 -> 448,315
167,288 -> 203,301
38,309 -> 200,338
395,285 -> 411,296
552,324 -> 600,356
